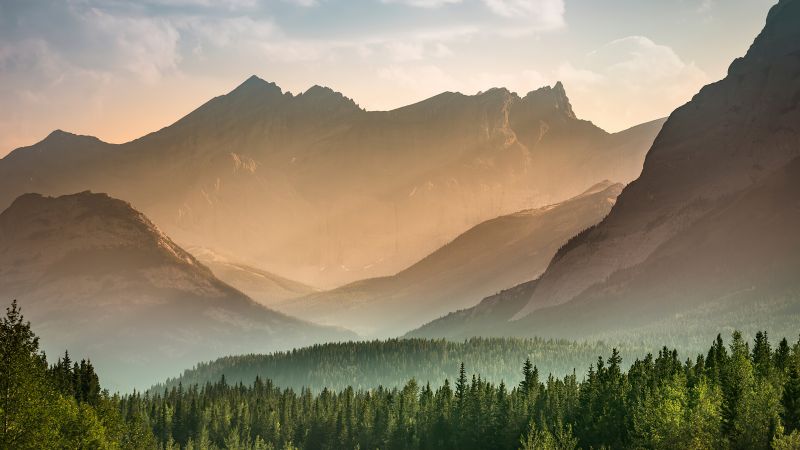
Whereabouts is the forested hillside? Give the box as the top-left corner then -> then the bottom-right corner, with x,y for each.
136,331 -> 800,450
156,337 -> 629,393
5,299 -> 800,449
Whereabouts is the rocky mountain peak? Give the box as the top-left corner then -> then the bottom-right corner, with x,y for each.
0,191 -> 203,272
227,75 -> 284,100
520,82 -> 576,119
37,129 -> 102,146
298,85 -> 362,113
727,0 -> 800,77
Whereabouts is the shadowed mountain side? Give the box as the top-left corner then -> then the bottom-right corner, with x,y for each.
412,156 -> 800,345
411,0 -> 800,346
489,0 -> 800,341
0,192 -> 354,391
279,182 -> 623,336
0,80 -> 664,288
407,280 -> 538,340
515,154 -> 800,339
188,246 -> 318,307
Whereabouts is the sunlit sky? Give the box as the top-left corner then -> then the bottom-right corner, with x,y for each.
0,0 -> 776,156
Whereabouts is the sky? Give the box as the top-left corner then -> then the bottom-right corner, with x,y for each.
0,0 -> 776,156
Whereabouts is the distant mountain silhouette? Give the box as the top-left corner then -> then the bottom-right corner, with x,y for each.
0,192 -> 353,391
414,0 -> 800,345
280,182 -> 623,336
408,280 -> 538,340
0,82 -> 663,288
188,246 -> 318,307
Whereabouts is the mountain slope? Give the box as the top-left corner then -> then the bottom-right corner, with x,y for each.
408,280 -> 539,340
0,192 -> 353,391
188,247 -> 318,307
0,82 -> 663,288
280,182 -> 623,336
504,0 -> 800,340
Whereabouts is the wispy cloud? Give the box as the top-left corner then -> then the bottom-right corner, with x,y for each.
557,36 -> 709,130
381,0 -> 462,7
482,0 -> 565,28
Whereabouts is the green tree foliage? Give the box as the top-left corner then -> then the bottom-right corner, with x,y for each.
4,300 -> 800,450
0,300 -> 160,449
782,366 -> 800,435
118,331 -> 800,450
0,300 -> 61,448
155,338 -> 638,394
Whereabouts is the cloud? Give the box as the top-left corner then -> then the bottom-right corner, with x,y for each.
381,0 -> 462,8
557,36 -> 708,131
282,0 -> 319,7
0,37 -> 114,153
587,36 -> 705,84
697,0 -> 715,13
481,0 -> 565,28
377,65 -> 457,93
377,64 -> 550,99
140,0 -> 258,8
381,0 -> 565,30
87,9 -> 181,83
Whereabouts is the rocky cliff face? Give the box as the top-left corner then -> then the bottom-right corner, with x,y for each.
0,192 -> 353,391
0,81 -> 663,288
509,0 -> 800,337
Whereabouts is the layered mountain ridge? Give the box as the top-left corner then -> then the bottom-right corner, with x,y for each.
0,80 -> 664,287
0,191 -> 354,390
413,0 -> 800,345
280,182 -> 623,336
514,0 -> 800,321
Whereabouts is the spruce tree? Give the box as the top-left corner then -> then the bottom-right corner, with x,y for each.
0,300 -> 61,448
520,358 -> 534,392
752,331 -> 772,379
775,338 -> 791,373
782,367 -> 800,435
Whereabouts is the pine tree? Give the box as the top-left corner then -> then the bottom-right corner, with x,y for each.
520,358 -> 533,392
456,362 -> 467,406
782,367 -> 800,435
77,359 -> 101,406
519,419 -> 556,450
775,338 -> 791,373
752,331 -> 772,379
0,300 -> 61,449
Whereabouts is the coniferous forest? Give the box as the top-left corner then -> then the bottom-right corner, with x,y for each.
4,300 -> 800,450
157,338 -> 638,394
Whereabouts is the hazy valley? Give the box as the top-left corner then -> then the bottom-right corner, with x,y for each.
3,0 -> 800,448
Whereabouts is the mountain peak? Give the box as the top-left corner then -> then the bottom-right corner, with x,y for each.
0,190 -> 212,280
299,85 -> 362,112
479,87 -> 514,96
40,129 -> 101,145
728,0 -> 799,76
304,84 -> 336,96
521,82 -> 576,119
229,75 -> 283,98
4,191 -> 138,226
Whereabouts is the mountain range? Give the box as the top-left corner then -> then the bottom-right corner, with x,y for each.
0,81 -> 663,288
412,0 -> 800,346
0,192 -> 353,390
188,246 -> 318,308
279,182 -> 623,336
